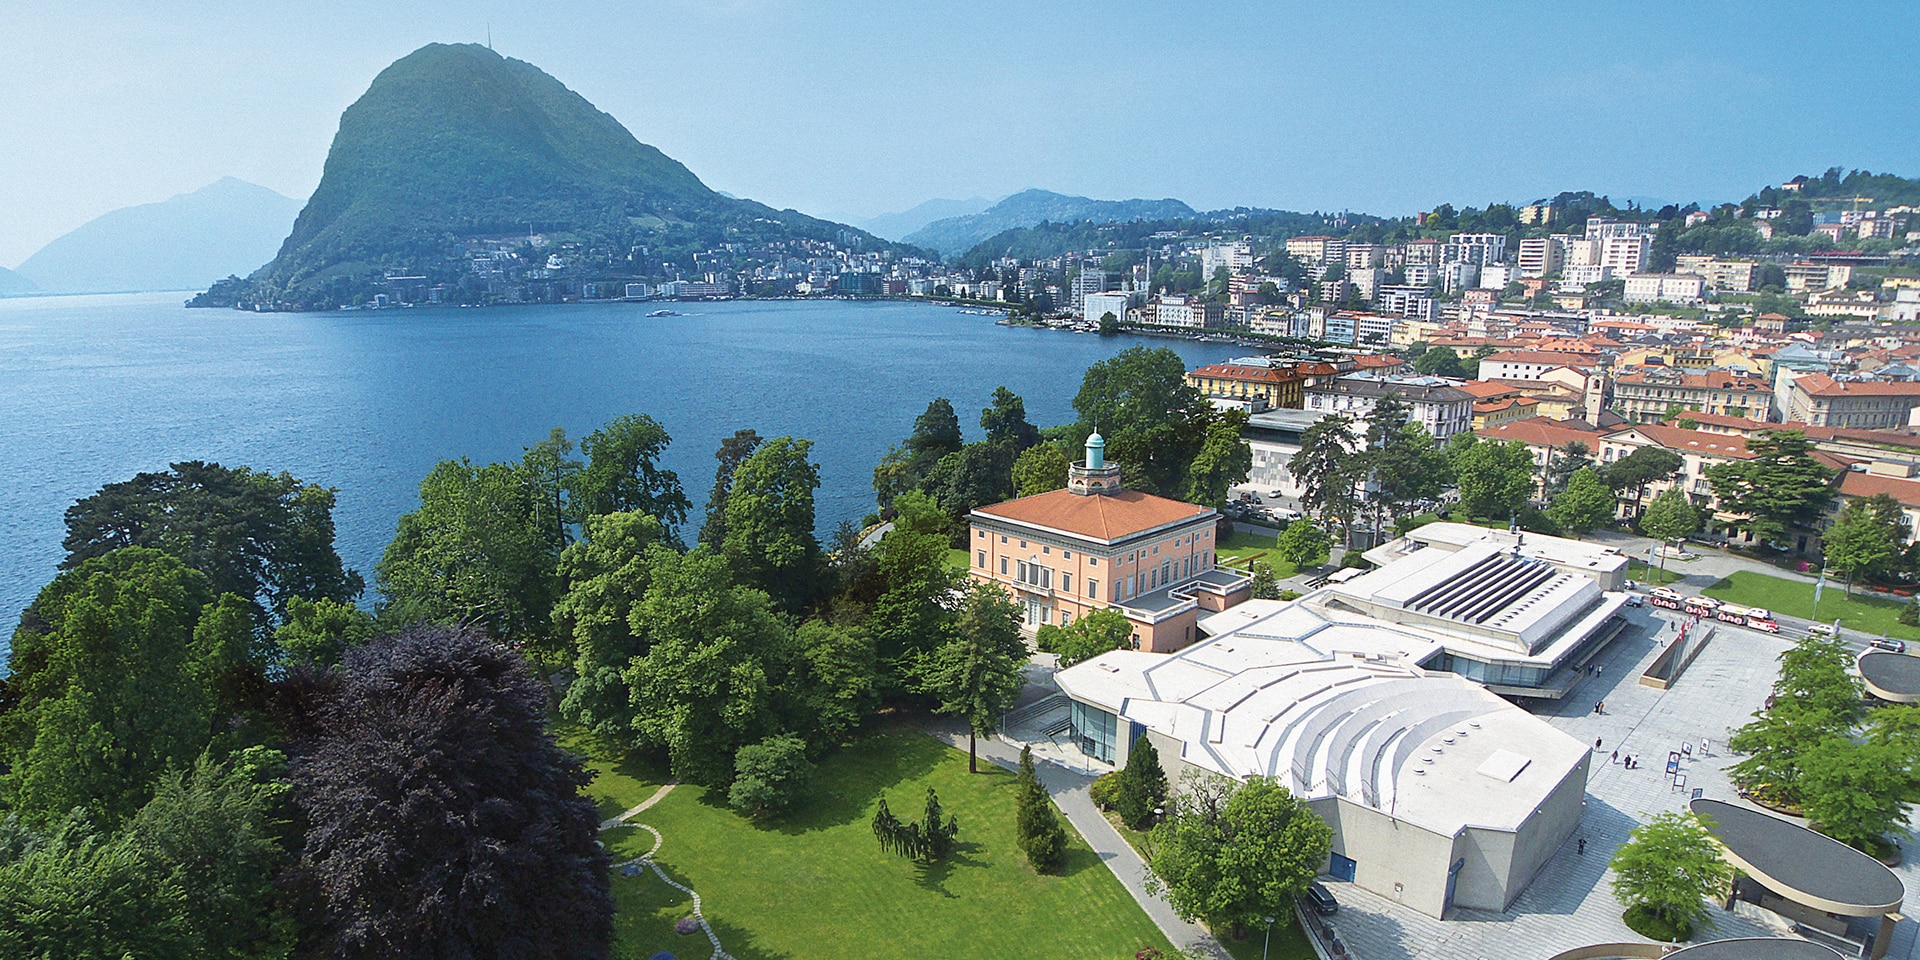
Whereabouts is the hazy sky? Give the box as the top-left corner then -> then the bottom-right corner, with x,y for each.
4,0 -> 1917,266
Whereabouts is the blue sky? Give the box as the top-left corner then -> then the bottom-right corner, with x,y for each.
3,0 -> 1916,265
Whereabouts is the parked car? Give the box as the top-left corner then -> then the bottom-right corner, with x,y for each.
1624,595 -> 1645,608
1870,638 -> 1908,654
1808,623 -> 1840,638
1305,882 -> 1339,916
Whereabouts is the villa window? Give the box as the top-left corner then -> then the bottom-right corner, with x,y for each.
977,529 -> 985,538
1088,579 -> 1099,599
1000,557 -> 1008,575
976,550 -> 985,568
1062,573 -> 1073,594
1088,557 -> 1098,566
1042,545 -> 1050,555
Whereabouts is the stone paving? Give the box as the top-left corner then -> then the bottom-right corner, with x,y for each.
1322,605 -> 1920,960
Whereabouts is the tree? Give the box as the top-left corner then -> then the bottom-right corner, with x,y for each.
273,596 -> 375,667
1289,414 -> 1360,535
721,436 -> 825,614
622,548 -> 792,785
1146,774 -> 1332,937
1639,488 -> 1699,577
697,428 -> 763,548
0,811 -> 194,960
1601,446 -> 1684,516
1183,410 -> 1254,508
1015,746 -> 1068,873
3,549 -> 236,824
520,427 -> 583,549
60,460 -> 362,622
1608,812 -> 1734,942
1113,736 -> 1168,831
125,748 -> 294,960
871,789 -> 960,863
553,511 -> 668,741
1074,347 -> 1213,497
1729,635 -> 1862,807
1798,738 -> 1919,854
874,399 -> 965,510
1543,441 -> 1594,498
1448,435 -> 1536,520
1413,346 -> 1467,378
728,735 -> 813,817
1249,561 -> 1281,599
1098,310 -> 1120,336
1011,442 -> 1071,498
866,491 -> 963,692
1035,608 -> 1134,669
1365,420 -> 1450,534
923,582 -> 1029,773
287,624 -> 611,960
981,386 -> 1041,451
788,620 -> 879,747
1548,467 -> 1616,536
1705,431 -> 1835,547
1275,520 -> 1331,568
1823,494 -> 1904,593
571,413 -> 690,530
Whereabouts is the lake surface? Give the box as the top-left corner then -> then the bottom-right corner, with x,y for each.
0,293 -> 1237,660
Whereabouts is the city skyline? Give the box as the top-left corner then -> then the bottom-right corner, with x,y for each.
3,0 -> 1917,267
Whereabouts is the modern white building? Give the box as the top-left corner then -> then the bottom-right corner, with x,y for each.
1623,273 -> 1706,304
1084,290 -> 1131,324
1304,375 -> 1474,439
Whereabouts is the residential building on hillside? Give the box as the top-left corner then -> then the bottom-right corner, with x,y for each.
1672,256 -> 1756,293
1186,361 -> 1307,408
1834,463 -> 1920,545
1304,375 -> 1474,438
1784,262 -> 1852,292
1286,235 -> 1345,265
1623,273 -> 1705,304
1479,350 -> 1593,382
1154,294 -> 1224,329
1782,373 -> 1920,429
1517,237 -> 1563,278
1611,369 -> 1773,423
1475,417 -> 1614,497
1472,396 -> 1542,429
1599,235 -> 1651,276
1448,233 -> 1508,265
968,434 -> 1249,652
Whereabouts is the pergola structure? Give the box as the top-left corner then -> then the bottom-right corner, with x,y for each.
1691,798 -> 1905,960
1858,650 -> 1920,704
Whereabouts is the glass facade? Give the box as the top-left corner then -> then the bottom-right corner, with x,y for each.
1072,700 -> 1118,764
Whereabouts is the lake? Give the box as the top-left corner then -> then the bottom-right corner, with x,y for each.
0,293 -> 1238,659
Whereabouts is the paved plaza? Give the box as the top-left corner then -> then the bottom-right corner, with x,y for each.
1323,606 -> 1920,960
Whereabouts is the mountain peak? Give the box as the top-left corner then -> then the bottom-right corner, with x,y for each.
902,189 -> 1195,256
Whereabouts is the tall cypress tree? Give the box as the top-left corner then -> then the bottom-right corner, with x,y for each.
1015,746 -> 1068,873
1114,735 -> 1169,831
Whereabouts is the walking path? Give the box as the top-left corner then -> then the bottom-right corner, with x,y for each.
600,783 -> 735,960
923,719 -> 1232,960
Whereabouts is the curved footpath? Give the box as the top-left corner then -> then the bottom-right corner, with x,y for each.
923,720 -> 1236,960
600,783 -> 737,960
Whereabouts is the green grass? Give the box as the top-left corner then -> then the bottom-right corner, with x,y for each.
590,731 -> 1176,960
1625,559 -> 1686,586
945,548 -> 972,572
1217,531 -> 1301,579
559,725 -> 671,823
1701,571 -> 1920,640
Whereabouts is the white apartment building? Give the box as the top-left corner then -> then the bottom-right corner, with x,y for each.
1377,284 -> 1437,321
1623,273 -> 1706,304
1517,237 -> 1563,279
1350,267 -> 1384,301
1600,235 -> 1650,276
1155,294 -> 1224,329
1441,261 -> 1480,294
1672,256 -> 1756,293
1479,264 -> 1515,289
1584,217 -> 1644,241
1346,244 -> 1387,270
1304,376 -> 1475,439
1448,233 -> 1508,265
1285,236 -> 1345,265
1083,290 -> 1131,324
1356,312 -> 1394,345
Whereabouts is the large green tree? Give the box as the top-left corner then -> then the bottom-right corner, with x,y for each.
697,428 -> 764,548
1448,435 -> 1537,520
1705,431 -> 1835,547
1609,812 -> 1735,941
0,812 -> 194,960
1184,409 -> 1255,508
376,458 -> 561,646
1276,519 -> 1331,568
553,511 -> 668,741
60,461 -> 361,622
1601,446 -> 1684,516
923,581 -> 1029,773
1034,608 -> 1134,669
865,491 -> 962,692
981,385 -> 1042,451
1113,735 -> 1168,831
873,399 -> 964,510
1146,775 -> 1332,937
721,436 -> 825,615
1289,414 -> 1360,536
1074,346 -> 1213,497
571,413 -> 690,530
1011,442 -> 1071,498
2,549 -> 241,824
1413,346 -> 1468,378
1799,738 -> 1919,853
1548,467 -> 1616,535
1823,493 -> 1904,593
1543,441 -> 1594,498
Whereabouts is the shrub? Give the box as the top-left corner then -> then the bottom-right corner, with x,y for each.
728,735 -> 813,817
1090,771 -> 1122,810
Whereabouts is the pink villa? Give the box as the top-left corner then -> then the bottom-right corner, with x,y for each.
967,433 -> 1252,653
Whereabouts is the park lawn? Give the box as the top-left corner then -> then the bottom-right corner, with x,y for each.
1218,531 -> 1300,578
560,725 -> 670,823
1625,559 -> 1685,586
1701,571 -> 1920,641
946,547 -> 971,572
594,731 -> 1176,960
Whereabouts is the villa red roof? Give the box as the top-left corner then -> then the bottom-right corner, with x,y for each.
973,489 -> 1213,543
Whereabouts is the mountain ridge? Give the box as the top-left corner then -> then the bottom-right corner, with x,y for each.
858,196 -> 995,241
17,178 -> 302,294
901,189 -> 1196,255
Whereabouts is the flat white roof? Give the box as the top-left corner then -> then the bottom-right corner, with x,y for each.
1368,521 -> 1629,577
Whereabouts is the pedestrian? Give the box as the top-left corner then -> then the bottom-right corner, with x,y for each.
1595,737 -> 1603,750
1611,750 -> 1619,764
1577,837 -> 1587,855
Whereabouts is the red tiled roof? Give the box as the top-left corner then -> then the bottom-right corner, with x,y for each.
1484,350 -> 1594,365
1839,471 -> 1920,507
1189,363 -> 1304,384
1456,380 -> 1523,400
1477,417 -> 1616,449
973,489 -> 1213,542
1793,373 -> 1920,397
1624,424 -> 1756,458
1474,397 -> 1541,414
1615,370 -> 1772,391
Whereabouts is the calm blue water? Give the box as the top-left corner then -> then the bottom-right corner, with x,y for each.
0,292 -> 1237,659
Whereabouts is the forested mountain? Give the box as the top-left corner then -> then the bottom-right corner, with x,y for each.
860,196 -> 995,241
198,43 -> 908,310
0,265 -> 36,295
16,178 -> 302,293
903,189 -> 1196,256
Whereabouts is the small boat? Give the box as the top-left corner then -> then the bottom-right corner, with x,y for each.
648,309 -> 674,317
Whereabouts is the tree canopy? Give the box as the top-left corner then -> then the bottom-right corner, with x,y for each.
1705,431 -> 1834,547
1609,812 -> 1734,941
1073,346 -> 1213,498
721,436 -> 825,615
1146,774 -> 1331,936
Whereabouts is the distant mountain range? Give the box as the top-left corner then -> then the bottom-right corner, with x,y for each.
0,266 -> 36,295
858,197 -> 995,242
900,189 -> 1197,256
16,178 -> 302,294
198,43 -> 909,311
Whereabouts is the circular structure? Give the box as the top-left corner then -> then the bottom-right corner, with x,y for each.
1665,938 -> 1845,959
1859,651 -> 1920,704
1690,798 -> 1905,915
